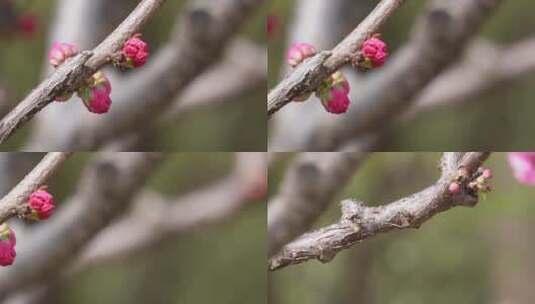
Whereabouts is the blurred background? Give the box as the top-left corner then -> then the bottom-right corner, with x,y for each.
0,0 -> 266,151
268,0 -> 535,150
0,152 -> 266,304
269,153 -> 535,304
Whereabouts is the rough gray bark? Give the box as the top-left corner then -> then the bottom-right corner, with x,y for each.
269,152 -> 490,271
268,152 -> 368,256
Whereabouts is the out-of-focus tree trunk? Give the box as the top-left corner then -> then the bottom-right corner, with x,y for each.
491,216 -> 535,304
343,245 -> 375,304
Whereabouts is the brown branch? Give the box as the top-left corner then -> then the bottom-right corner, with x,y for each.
165,39 -> 266,119
405,37 -> 535,117
70,152 -> 266,271
268,152 -> 368,256
0,0 -> 167,145
0,152 -> 71,225
2,153 -> 266,303
288,37 -> 535,152
306,0 -> 502,150
269,152 -> 491,271
58,0 -> 262,150
267,0 -> 406,117
0,152 -> 163,300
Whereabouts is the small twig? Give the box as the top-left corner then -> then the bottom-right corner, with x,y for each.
0,0 -> 167,144
0,152 -> 163,300
267,0 -> 405,117
269,152 -> 490,271
406,37 -> 535,117
305,0 -> 503,150
0,152 -> 72,225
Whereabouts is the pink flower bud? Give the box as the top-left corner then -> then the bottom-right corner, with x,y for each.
122,34 -> 149,68
330,71 -> 350,95
448,182 -> 461,195
48,42 -> 78,68
482,168 -> 492,179
0,224 -> 16,266
29,189 -> 55,220
362,37 -> 388,68
508,152 -> 535,185
78,71 -> 112,114
318,71 -> 351,114
267,14 -> 279,39
320,87 -> 350,114
287,42 -> 317,67
0,241 -> 15,267
87,88 -> 112,114
18,13 -> 38,37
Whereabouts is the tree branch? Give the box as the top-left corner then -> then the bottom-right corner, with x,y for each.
2,152 -> 266,303
165,39 -> 266,119
268,152 -> 368,256
267,0 -> 406,117
0,152 -> 71,225
0,152 -> 163,300
70,152 -> 266,272
51,0 -> 262,150
405,37 -> 535,117
0,0 -> 167,144
269,152 -> 491,271
306,0 -> 502,150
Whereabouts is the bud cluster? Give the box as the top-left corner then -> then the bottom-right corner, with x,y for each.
48,33 -> 150,115
286,42 -> 351,114
448,167 -> 493,197
0,187 -> 56,267
285,36 -> 389,115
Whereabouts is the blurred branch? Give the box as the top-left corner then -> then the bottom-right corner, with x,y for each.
267,0 -> 406,117
405,37 -> 535,117
269,152 -> 491,271
306,0 -> 502,150
0,85 -> 7,117
336,37 -> 535,150
0,153 -> 163,300
164,39 -> 266,119
72,152 -> 266,272
0,153 -> 71,225
3,153 -> 266,304
0,0 -> 167,145
268,152 -> 368,256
